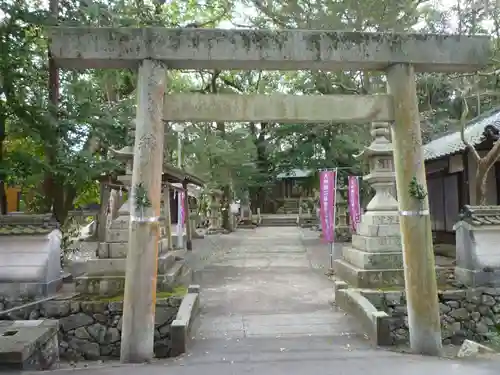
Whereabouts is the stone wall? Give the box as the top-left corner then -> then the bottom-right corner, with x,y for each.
361,288 -> 500,345
0,296 -> 182,361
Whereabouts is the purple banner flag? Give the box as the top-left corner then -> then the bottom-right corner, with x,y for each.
348,176 -> 361,233
319,170 -> 337,243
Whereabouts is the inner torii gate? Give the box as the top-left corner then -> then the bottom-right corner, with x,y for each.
49,28 -> 490,361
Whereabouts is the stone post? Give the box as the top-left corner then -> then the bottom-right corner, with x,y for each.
333,122 -> 402,287
387,64 -> 442,356
207,189 -> 223,234
183,181 -> 192,251
163,184 -> 172,251
121,59 -> 166,363
97,182 -> 110,242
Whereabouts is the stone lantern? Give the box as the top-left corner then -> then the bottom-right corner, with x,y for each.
109,120 -> 136,216
110,145 -> 134,216
356,122 -> 398,212
333,122 -> 404,288
207,189 -> 224,234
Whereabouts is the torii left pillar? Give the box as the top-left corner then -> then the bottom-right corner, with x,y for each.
120,59 -> 166,363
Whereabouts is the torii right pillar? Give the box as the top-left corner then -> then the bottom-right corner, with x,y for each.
386,64 -> 441,355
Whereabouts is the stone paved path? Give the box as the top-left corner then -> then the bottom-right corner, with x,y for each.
191,226 -> 362,342
44,227 -> 500,375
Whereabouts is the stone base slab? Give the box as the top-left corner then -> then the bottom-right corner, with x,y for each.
455,267 -> 500,287
334,259 -> 453,289
171,290 -> 200,356
75,269 -> 188,296
206,228 -> 225,235
81,253 -> 176,276
0,320 -> 59,371
98,237 -> 172,258
351,233 -> 402,252
75,259 -> 189,296
333,259 -> 405,288
0,278 -> 63,299
342,246 -> 403,270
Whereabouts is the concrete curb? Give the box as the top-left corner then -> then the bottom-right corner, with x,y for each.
334,281 -> 392,346
170,285 -> 200,356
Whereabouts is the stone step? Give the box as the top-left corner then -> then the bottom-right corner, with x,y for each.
99,239 -> 170,258
158,260 -> 185,286
260,222 -> 297,227
79,252 -> 177,276
75,259 -> 192,296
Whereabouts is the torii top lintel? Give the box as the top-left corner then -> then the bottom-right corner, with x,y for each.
48,27 -> 490,73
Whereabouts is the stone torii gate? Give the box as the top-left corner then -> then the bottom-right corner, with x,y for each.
48,28 -> 490,361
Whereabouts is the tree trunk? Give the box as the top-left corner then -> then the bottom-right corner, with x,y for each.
52,183 -> 77,225
0,116 -> 6,215
475,162 -> 493,206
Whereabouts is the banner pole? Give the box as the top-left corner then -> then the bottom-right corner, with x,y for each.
331,168 -> 338,270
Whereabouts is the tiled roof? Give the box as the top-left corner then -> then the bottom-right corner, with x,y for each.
276,169 -> 313,179
0,214 -> 58,236
423,108 -> 500,161
0,224 -> 55,236
460,205 -> 500,225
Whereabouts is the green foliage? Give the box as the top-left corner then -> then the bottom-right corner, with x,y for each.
2,0 -> 500,220
133,182 -> 152,211
408,177 -> 427,201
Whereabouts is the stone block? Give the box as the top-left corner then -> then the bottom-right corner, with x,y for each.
455,209 -> 500,287
0,320 -> 59,371
457,339 -> 496,358
76,264 -> 189,296
108,242 -> 128,258
187,284 -> 201,294
0,231 -> 63,298
106,229 -> 128,243
342,246 -> 403,270
75,275 -> 126,296
455,267 -> 500,288
333,259 -> 405,288
109,216 -> 129,230
351,233 -> 401,252
170,292 -> 200,356
360,213 -> 399,226
334,289 -> 392,346
78,253 -> 177,278
97,242 -> 109,258
335,259 -> 452,289
356,222 -> 401,237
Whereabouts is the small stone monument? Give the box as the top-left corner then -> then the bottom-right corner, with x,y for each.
0,216 -> 62,299
238,191 -> 256,229
75,131 -> 190,296
454,205 -> 500,287
0,320 -> 59,371
333,122 -> 403,288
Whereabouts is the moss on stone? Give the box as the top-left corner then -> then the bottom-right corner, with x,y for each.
76,286 -> 187,302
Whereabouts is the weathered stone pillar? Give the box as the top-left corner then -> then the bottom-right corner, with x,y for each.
183,181 -> 192,251
121,59 -> 166,364
207,189 -> 223,234
387,64 -> 441,356
97,182 -> 111,242
163,183 -> 172,251
333,122 -> 402,286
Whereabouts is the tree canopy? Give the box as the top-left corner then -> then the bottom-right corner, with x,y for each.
1,0 -> 499,220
